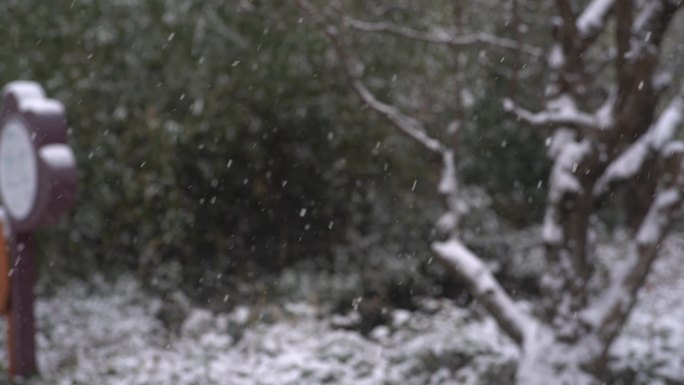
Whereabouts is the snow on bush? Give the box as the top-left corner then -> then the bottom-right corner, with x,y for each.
0,277 -> 517,384
0,236 -> 681,384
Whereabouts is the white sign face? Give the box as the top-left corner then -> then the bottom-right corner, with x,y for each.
0,118 -> 38,221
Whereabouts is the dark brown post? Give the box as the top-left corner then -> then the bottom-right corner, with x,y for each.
0,81 -> 78,380
7,232 -> 38,377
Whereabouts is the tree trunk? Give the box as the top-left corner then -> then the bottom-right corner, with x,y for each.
298,1 -> 684,383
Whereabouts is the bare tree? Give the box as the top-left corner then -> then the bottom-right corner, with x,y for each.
296,0 -> 684,383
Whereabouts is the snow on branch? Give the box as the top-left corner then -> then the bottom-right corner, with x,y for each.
548,138 -> 592,204
593,137 -> 650,197
503,95 -> 607,131
542,134 -> 592,246
555,0 -> 614,54
436,150 -> 470,235
633,1 -> 661,34
295,0 -> 446,157
633,1 -> 682,36
625,1 -> 682,63
576,0 -> 614,37
593,91 -> 684,197
540,135 -> 593,321
345,18 -> 543,57
432,239 -> 534,345
350,80 -> 446,155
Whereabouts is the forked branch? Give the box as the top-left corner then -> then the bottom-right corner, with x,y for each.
294,0 -> 445,157
296,0 -> 535,346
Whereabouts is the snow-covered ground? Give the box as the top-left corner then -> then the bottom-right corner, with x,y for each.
0,277 -> 517,385
0,240 -> 681,384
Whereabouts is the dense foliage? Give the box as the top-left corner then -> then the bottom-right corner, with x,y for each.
0,0 -> 548,306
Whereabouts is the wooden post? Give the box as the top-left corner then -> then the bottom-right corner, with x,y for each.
8,233 -> 38,377
7,232 -> 38,377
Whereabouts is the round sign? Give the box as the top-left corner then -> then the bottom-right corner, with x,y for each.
0,117 -> 38,221
0,81 -> 78,231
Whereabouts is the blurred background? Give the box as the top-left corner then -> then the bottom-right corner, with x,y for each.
0,0 -> 553,316
1,1 -> 684,384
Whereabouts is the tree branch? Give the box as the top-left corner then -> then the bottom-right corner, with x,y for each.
344,18 -> 543,57
555,0 -> 614,51
503,95 -> 607,131
576,0 -> 614,38
432,239 -> 534,345
350,80 -> 446,155
632,0 -> 682,46
550,0 -> 614,97
294,0 -> 446,157
594,91 -> 684,198
299,0 -> 535,347
553,0 -> 580,53
555,0 -> 579,34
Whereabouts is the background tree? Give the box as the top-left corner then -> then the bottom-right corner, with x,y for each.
297,0 -> 684,383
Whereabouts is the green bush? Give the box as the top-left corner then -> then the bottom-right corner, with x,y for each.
1,0 -> 551,306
